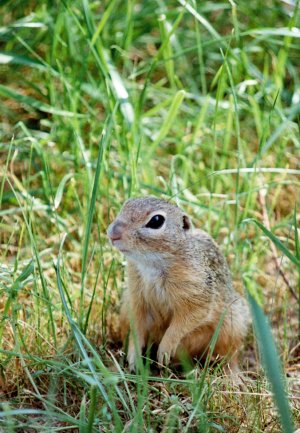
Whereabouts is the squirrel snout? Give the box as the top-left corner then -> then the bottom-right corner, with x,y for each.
107,221 -> 125,241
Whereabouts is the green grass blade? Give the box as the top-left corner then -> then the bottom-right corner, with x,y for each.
0,51 -> 48,71
5,178 -> 57,345
79,395 -> 87,433
178,0 -> 224,43
80,115 -> 112,329
55,235 -> 124,431
256,102 -> 300,160
0,260 -> 34,346
245,286 -> 295,433
86,386 -> 97,433
244,218 -> 300,268
13,260 -> 34,286
54,173 -> 75,210
293,205 -> 300,337
246,27 -> 300,38
147,89 -> 185,157
55,236 -> 111,410
90,0 -> 117,45
81,0 -> 134,124
137,9 -> 185,117
0,84 -> 85,117
221,48 -> 243,231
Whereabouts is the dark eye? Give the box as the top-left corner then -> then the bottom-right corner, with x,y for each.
145,214 -> 165,229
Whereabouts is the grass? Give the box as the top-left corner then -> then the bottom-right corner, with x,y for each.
0,0 -> 300,431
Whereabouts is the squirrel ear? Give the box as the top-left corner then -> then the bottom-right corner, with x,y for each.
182,215 -> 191,230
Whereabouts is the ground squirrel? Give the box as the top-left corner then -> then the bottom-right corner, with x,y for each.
107,197 -> 250,375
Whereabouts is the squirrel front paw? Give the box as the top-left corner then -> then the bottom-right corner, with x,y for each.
157,342 -> 176,366
127,349 -> 137,373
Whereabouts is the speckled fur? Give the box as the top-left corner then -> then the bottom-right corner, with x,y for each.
108,197 -> 250,374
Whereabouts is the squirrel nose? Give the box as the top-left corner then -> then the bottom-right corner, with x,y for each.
107,221 -> 125,241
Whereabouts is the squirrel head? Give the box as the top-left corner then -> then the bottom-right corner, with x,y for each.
107,197 -> 192,261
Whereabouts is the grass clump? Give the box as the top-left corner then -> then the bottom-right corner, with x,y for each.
0,0 -> 299,431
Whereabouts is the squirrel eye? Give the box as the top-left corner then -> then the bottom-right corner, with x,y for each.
145,214 -> 165,229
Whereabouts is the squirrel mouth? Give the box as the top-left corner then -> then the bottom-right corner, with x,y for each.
111,239 -> 129,253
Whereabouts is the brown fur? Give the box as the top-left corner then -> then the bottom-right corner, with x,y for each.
107,197 -> 250,375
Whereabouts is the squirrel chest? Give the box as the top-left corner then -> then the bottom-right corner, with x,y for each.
130,258 -> 173,319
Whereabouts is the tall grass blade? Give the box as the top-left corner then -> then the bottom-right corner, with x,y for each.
177,0 -> 224,43
0,260 -> 34,346
260,107 -> 300,159
55,235 -> 124,431
148,89 -> 185,157
0,84 -> 85,117
244,218 -> 300,268
79,395 -> 87,433
5,178 -> 57,344
293,205 -> 300,337
55,236 -> 110,410
80,115 -> 112,329
81,0 -> 134,124
54,173 -> 75,210
85,386 -> 97,433
246,27 -> 300,38
0,52 -> 47,71
138,9 -> 185,117
245,287 -> 294,433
